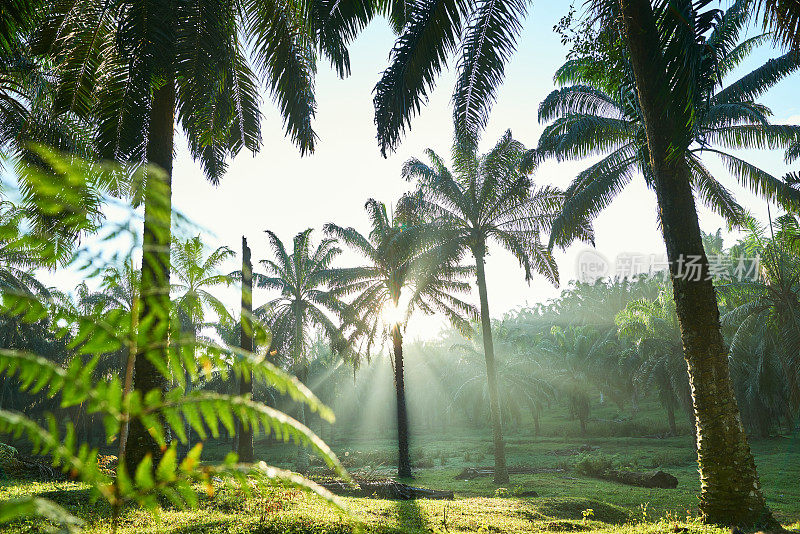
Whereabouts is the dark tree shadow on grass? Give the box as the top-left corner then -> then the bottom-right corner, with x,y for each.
396,499 -> 426,532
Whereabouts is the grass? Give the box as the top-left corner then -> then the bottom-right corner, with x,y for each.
2,401 -> 799,532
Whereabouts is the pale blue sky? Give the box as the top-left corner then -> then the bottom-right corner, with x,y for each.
39,3 -> 800,339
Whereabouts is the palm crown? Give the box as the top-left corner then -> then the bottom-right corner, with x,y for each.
36,0 -> 360,176
325,198 -> 476,361
400,130 -> 589,279
539,2 -> 800,243
256,229 -> 347,371
171,236 -> 234,333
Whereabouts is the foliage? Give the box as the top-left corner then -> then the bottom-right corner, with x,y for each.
325,199 -> 476,363
0,151 -> 348,532
541,1 -> 800,244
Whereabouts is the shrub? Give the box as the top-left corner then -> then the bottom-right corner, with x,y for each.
574,454 -> 616,477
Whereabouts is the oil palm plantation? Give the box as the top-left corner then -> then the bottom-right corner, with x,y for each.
325,199 -> 476,478
256,229 -> 348,472
399,130 -> 589,482
36,0 -> 361,472
372,0 -> 797,511
718,218 -> 800,433
449,337 -> 554,435
616,290 -> 692,436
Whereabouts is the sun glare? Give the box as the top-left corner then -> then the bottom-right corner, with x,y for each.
382,301 -> 406,326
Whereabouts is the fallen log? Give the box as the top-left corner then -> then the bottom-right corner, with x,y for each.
319,479 -> 454,500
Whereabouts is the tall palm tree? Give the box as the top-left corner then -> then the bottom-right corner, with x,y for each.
325,199 -> 476,478
616,290 -> 692,436
256,229 -> 347,472
36,0 -> 360,472
399,130 -> 590,483
603,0 -> 793,525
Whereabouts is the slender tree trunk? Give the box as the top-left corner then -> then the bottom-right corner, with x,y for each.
392,325 -> 412,478
474,248 -> 509,484
181,327 -> 197,454
294,367 -> 311,473
666,400 -> 677,436
293,306 -> 310,474
533,411 -> 540,436
237,237 -> 254,462
618,0 -> 774,526
125,77 -> 176,476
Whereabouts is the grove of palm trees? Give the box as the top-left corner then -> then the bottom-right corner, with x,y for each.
1,0 -> 799,533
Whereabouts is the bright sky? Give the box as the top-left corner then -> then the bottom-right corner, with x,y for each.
34,3 -> 800,340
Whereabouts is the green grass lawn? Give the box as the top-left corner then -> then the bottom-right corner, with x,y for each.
3,401 -> 799,532
3,430 -> 799,533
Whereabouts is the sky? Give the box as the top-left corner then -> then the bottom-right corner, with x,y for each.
34,2 -> 800,340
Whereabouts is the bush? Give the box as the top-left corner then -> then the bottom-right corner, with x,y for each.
574,454 -> 616,477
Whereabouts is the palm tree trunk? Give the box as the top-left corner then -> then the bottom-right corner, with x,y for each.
293,305 -> 310,474
294,368 -> 311,474
474,249 -> 509,484
392,325 -> 412,478
618,0 -> 774,526
237,237 -> 254,462
666,400 -> 677,436
124,76 -> 175,476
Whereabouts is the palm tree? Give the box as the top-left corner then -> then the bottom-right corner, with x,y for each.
399,130 -> 589,483
543,325 -> 616,435
539,4 -> 800,240
171,235 -> 234,346
256,229 -> 347,472
616,290 -> 692,436
169,235 -> 233,449
37,0 -> 360,472
97,259 -> 140,314
449,336 -> 554,435
603,0 -> 792,524
0,200 -> 48,296
718,218 -> 800,433
325,199 -> 476,478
